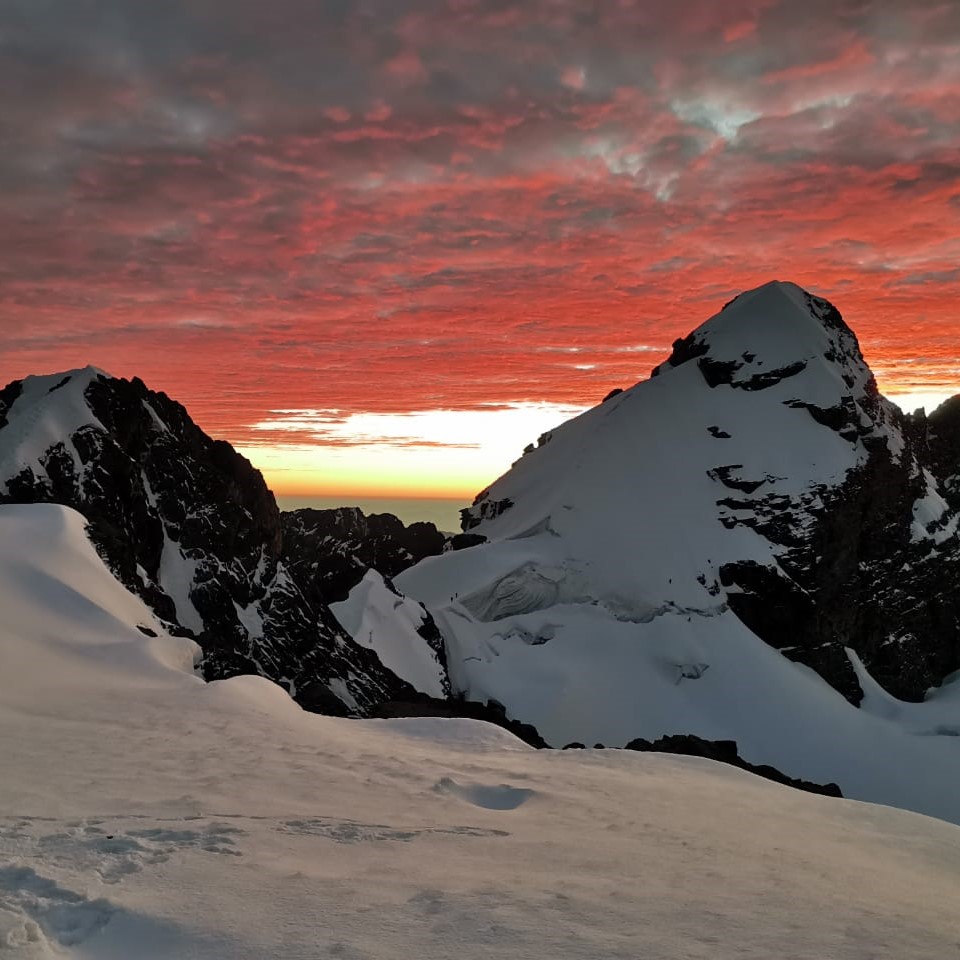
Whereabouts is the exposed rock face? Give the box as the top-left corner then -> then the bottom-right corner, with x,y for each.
715,438 -> 959,704
460,490 -> 514,531
447,532 -> 487,551
281,507 -> 445,604
0,368 -> 416,715
624,735 -> 843,798
739,444 -> 960,704
928,396 -> 960,509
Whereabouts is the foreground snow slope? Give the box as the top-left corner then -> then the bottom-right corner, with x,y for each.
2,503 -> 960,959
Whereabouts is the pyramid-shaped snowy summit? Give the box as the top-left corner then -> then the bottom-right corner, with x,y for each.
397,280 -> 960,762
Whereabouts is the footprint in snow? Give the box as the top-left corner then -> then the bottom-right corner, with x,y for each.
0,865 -> 114,952
434,777 -> 535,810
0,818 -> 244,889
279,818 -> 508,843
0,864 -> 185,956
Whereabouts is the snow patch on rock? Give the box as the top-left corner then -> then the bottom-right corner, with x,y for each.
332,570 -> 447,698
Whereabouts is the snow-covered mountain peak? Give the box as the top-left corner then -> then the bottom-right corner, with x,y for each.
0,366 -> 110,490
455,282 -> 899,552
398,282 -> 959,757
687,280 -> 850,349
653,280 -> 878,415
21,364 -> 111,384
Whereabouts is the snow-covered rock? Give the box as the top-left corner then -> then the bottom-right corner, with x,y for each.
332,569 -> 449,698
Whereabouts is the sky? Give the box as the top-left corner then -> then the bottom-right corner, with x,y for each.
1,0 -> 958,499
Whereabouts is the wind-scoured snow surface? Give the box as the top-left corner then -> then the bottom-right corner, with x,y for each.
396,281 -> 960,821
2,503 -> 960,959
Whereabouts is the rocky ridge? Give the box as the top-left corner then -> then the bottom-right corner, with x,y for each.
623,735 -> 843,798
280,506 -> 444,604
0,368 -> 427,715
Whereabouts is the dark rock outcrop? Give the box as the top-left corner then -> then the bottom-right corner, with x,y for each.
624,735 -> 843,798
717,393 -> 960,704
928,396 -> 960,509
280,507 -> 445,604
460,490 -> 514,531
447,532 -> 488,551
0,380 -> 23,430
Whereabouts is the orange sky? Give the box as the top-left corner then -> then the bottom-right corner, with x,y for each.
1,1 -> 958,497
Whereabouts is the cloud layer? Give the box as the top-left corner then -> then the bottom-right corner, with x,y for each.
1,0 -> 958,477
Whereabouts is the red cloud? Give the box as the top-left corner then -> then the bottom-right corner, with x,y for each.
724,20 -> 758,43
383,49 -> 429,86
0,0 -> 958,462
762,39 -> 875,86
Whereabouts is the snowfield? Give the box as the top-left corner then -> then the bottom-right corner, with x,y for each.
2,502 -> 960,959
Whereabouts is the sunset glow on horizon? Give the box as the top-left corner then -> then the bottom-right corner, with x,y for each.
237,401 -> 589,498
1,1 -> 958,499
240,385 -> 958,500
